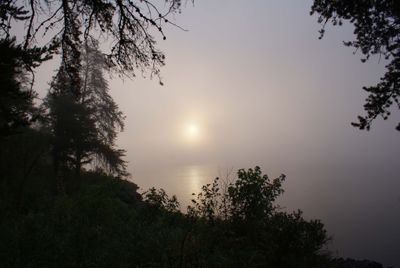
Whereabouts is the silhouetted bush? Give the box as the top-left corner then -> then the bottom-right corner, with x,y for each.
186,167 -> 329,268
0,136 -> 388,267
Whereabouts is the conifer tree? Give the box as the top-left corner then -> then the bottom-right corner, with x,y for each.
45,40 -> 126,178
0,38 -> 38,136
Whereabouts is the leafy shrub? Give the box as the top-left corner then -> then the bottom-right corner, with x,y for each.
188,167 -> 329,267
0,164 -> 333,267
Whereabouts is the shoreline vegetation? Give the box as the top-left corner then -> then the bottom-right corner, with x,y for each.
0,131 -> 391,268
1,1 -> 399,266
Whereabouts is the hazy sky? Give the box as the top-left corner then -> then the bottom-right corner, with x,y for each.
36,1 -> 400,267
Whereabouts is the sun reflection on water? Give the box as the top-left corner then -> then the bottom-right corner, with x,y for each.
188,166 -> 203,195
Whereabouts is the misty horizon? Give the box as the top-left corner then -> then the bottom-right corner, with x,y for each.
15,0 -> 400,267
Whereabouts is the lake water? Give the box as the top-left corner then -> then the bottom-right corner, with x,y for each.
129,163 -> 400,267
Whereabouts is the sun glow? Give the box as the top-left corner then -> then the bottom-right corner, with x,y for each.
188,123 -> 198,135
184,122 -> 201,142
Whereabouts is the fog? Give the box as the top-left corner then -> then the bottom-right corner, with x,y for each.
34,0 -> 400,267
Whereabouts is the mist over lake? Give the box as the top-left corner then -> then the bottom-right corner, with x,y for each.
3,0 -> 400,267
129,160 -> 400,267
101,3 -> 400,266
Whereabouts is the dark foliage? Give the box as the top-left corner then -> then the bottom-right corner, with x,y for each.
0,38 -> 43,136
187,167 -> 329,268
328,257 -> 390,268
0,127 -> 52,207
43,41 -> 127,178
0,0 -> 186,82
311,0 -> 400,130
0,132 -> 386,268
0,1 -> 392,266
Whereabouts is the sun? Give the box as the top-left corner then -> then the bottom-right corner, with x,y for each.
184,122 -> 201,142
187,123 -> 198,136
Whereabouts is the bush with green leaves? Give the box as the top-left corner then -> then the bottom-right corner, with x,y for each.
143,187 -> 180,212
188,167 -> 330,267
189,167 -> 285,221
1,162 -> 332,267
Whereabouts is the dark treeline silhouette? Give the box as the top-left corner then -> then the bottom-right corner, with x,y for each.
0,149 -> 391,267
311,0 -> 400,131
0,38 -> 48,136
329,258 -> 393,268
0,0 -> 184,82
43,40 -> 127,183
0,0 -> 394,267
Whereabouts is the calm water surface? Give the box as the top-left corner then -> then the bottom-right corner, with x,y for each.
130,163 -> 400,267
